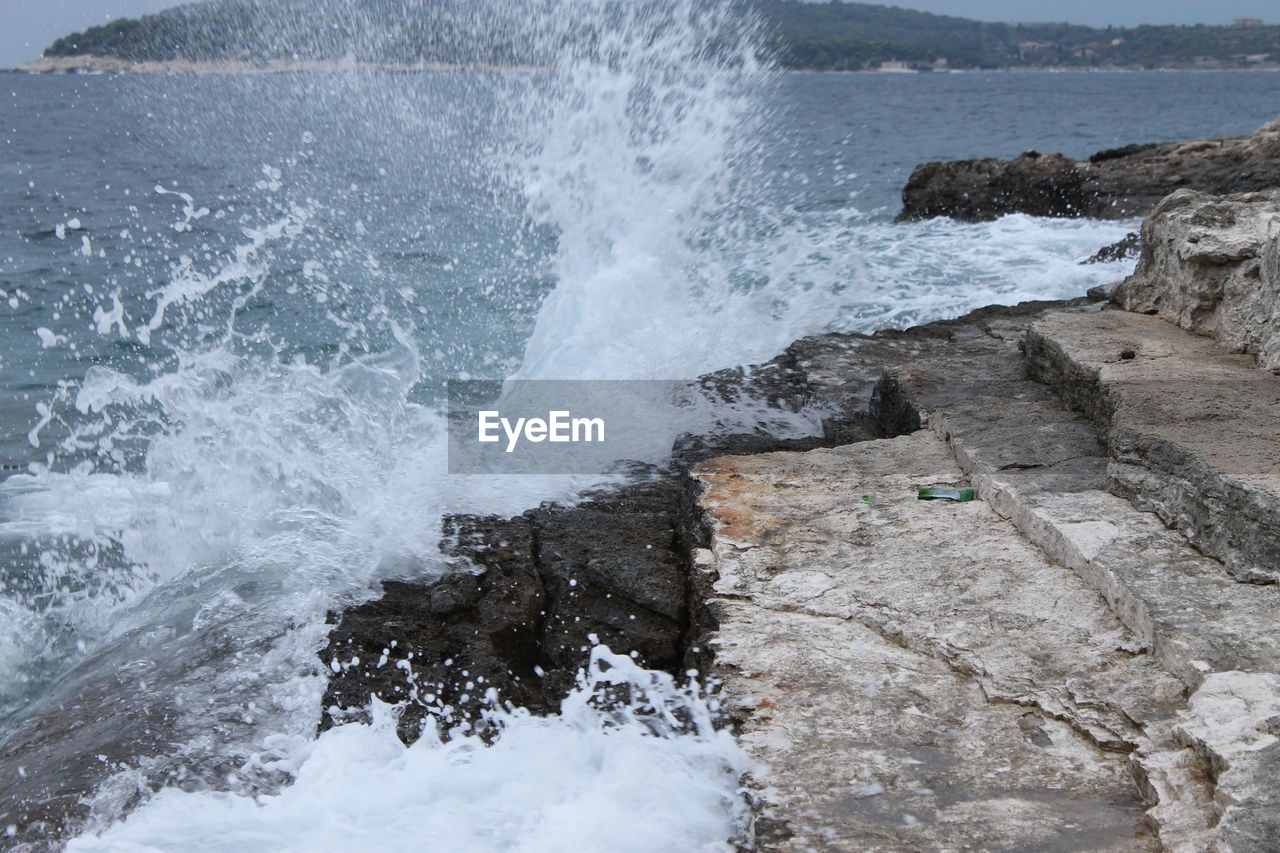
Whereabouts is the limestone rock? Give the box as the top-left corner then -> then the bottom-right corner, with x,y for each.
696,432 -> 1164,851
1025,309 -> 1280,584
1173,672 -> 1280,851
816,300 -> 1280,850
1111,189 -> 1280,369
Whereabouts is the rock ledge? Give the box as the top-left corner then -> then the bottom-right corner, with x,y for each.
898,117 -> 1280,222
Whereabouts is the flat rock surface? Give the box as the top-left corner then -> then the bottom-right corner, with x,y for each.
711,298 -> 1280,850
696,432 -> 1164,852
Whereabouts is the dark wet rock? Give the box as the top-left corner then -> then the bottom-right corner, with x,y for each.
321,514 -> 548,743
320,474 -> 702,743
898,115 -> 1280,222
1089,141 -> 1166,164
677,349 -> 883,467
671,430 -> 867,468
1083,231 -> 1140,264
897,150 -> 1088,221
692,354 -> 813,415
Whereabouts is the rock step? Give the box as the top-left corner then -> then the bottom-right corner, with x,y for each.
695,431 -> 1171,852
872,309 -> 1280,688
1026,308 -> 1280,585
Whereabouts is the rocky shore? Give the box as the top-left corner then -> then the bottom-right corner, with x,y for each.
898,116 -> 1280,222
320,360 -> 884,746
5,143 -> 1279,852
321,187 -> 1280,851
705,189 -> 1280,850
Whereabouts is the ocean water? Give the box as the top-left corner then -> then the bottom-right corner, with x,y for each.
1,0 -> 1278,848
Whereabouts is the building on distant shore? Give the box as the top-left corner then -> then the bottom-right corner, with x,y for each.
1233,17 -> 1264,27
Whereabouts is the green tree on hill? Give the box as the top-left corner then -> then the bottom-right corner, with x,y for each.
40,0 -> 1280,71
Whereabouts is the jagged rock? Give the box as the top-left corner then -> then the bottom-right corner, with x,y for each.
320,474 -> 703,743
674,348 -> 885,467
1173,672 -> 1280,851
1111,189 -> 1280,368
321,514 -> 551,742
898,116 -> 1280,222
897,150 -> 1088,221
1083,231 -> 1141,264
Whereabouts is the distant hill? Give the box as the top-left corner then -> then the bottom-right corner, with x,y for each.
40,1 -> 535,68
37,0 -> 1280,71
761,2 -> 1280,70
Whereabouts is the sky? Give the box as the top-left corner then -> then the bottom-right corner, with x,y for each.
0,0 -> 1276,67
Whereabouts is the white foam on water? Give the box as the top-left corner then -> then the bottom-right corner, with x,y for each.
512,0 -> 1135,380
66,648 -> 750,853
818,212 -> 1137,332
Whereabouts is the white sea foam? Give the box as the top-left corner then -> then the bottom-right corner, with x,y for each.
512,0 -> 1134,380
3,16 -> 736,851
818,211 -> 1136,332
66,648 -> 749,853
137,202 -> 308,346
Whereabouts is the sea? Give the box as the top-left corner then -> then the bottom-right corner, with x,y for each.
1,1 -> 1278,849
